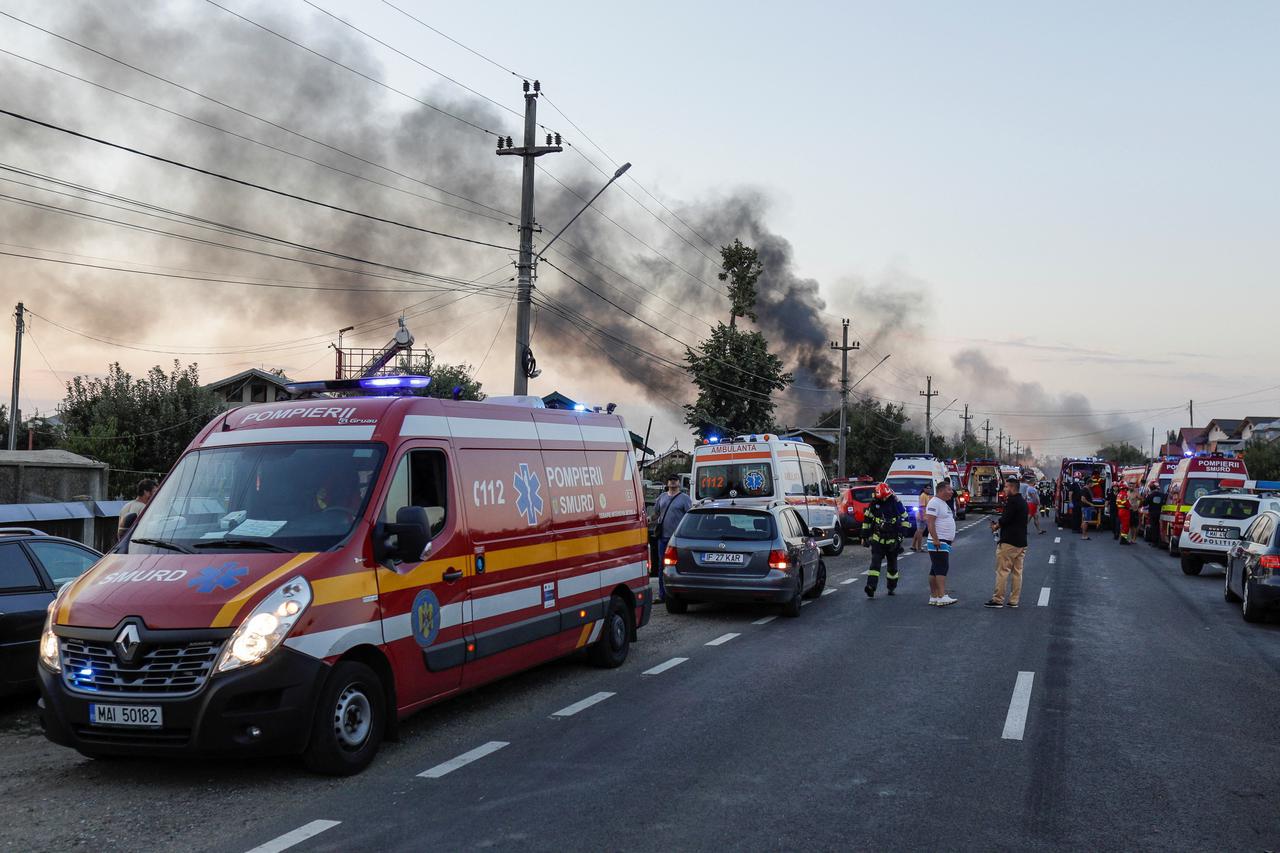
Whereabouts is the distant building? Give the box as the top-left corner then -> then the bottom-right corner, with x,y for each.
1203,418 -> 1245,455
1176,427 -> 1207,456
204,368 -> 294,408
0,449 -> 123,549
640,448 -> 692,478
1240,416 -> 1280,443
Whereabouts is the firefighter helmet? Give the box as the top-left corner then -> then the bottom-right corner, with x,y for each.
873,483 -> 893,501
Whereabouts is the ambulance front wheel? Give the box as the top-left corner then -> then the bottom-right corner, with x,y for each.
589,595 -> 632,668
822,529 -> 845,557
303,660 -> 386,776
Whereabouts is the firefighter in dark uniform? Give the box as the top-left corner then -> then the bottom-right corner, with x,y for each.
862,482 -> 915,598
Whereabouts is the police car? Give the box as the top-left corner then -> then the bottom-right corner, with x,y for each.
1177,485 -> 1280,576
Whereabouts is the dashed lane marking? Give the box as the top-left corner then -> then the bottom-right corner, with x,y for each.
801,599 -> 814,607
1002,671 -> 1035,741
706,632 -> 741,646
245,820 -> 342,853
643,657 -> 689,676
1048,555 -> 1057,564
1054,537 -> 1061,543
552,692 -> 615,718
419,741 -> 509,778
840,578 -> 857,585
752,615 -> 778,625
821,587 -> 837,596
1038,587 -> 1050,607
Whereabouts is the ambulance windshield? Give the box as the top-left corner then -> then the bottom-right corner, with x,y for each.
129,443 -> 386,553
696,463 -> 773,500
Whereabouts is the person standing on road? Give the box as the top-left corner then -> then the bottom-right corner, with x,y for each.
1144,482 -> 1164,545
1021,476 -> 1044,535
1107,481 -> 1120,541
912,484 -> 933,551
1115,484 -> 1133,545
986,478 -> 1029,608
925,481 -> 958,607
862,483 -> 915,598
117,478 -> 157,538
652,475 -> 691,604
1076,475 -> 1095,540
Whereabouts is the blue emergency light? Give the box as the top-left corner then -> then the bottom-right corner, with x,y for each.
360,376 -> 431,389
286,375 -> 432,396
708,435 -> 720,444
573,404 -> 588,412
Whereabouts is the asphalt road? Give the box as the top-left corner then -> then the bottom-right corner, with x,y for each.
2,514 -> 1278,852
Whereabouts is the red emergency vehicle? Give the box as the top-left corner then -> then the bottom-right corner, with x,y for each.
962,459 -> 1002,511
1053,457 -> 1115,527
37,381 -> 650,774
1159,453 -> 1249,552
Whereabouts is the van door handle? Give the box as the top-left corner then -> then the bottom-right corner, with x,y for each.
443,568 -> 463,583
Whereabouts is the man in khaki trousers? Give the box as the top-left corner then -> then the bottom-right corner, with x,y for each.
985,478 -> 1029,608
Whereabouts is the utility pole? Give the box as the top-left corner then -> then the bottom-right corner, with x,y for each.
1007,436 -> 1015,461
919,375 -> 939,455
1015,440 -> 1021,460
7,303 -> 23,451
959,404 -> 973,463
1151,427 -> 1156,458
997,427 -> 1004,462
496,80 -> 561,396
1188,399 -> 1194,427
829,319 -> 860,478
982,419 -> 992,457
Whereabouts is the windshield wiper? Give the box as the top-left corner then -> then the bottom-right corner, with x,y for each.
130,537 -> 194,554
194,538 -> 292,553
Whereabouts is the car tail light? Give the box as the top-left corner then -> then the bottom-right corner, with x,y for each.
768,549 -> 789,571
1258,555 -> 1280,575
1174,510 -> 1185,532
663,546 -> 677,567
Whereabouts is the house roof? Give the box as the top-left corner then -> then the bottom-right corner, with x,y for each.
640,448 -> 690,468
0,449 -> 106,468
780,427 -> 839,445
1205,418 -> 1244,437
1243,416 -> 1280,428
1178,427 -> 1205,445
541,391 -> 653,454
203,367 -> 293,392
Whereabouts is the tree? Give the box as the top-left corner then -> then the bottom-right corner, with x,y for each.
1097,442 -> 1147,465
1243,437 -> 1280,481
684,323 -> 792,440
393,349 -> 484,401
717,238 -> 762,329
58,361 -> 223,477
815,398 -> 913,479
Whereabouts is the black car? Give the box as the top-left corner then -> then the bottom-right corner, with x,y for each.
661,502 -> 825,618
0,529 -> 101,695
1224,509 -> 1280,623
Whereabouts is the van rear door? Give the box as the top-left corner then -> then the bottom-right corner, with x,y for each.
374,442 -> 468,705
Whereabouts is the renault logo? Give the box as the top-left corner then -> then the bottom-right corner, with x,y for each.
114,623 -> 141,664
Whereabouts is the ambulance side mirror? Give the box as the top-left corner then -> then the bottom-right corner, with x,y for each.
376,507 -> 432,567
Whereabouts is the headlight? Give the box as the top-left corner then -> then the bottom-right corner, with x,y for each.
215,576 -> 311,673
39,601 -> 61,673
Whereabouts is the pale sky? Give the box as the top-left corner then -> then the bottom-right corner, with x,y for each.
1,0 -> 1277,459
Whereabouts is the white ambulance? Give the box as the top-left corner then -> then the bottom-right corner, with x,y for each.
883,453 -> 951,527
690,434 -> 843,555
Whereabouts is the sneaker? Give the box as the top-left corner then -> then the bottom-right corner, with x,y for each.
983,599 -> 1004,608
1006,601 -> 1019,608
936,595 -> 958,607
887,588 -> 895,596
928,597 -> 940,606
864,586 -> 875,598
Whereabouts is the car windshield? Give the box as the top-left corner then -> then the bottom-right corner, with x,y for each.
1195,498 -> 1258,520
886,477 -> 934,498
677,510 -> 775,541
129,443 -> 386,553
695,463 -> 773,500
1185,477 -> 1233,504
850,486 -> 875,503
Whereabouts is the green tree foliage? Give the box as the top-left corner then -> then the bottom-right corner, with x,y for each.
1097,442 -> 1147,465
815,399 -> 915,478
684,323 -> 792,439
58,361 -> 223,476
1243,437 -> 1280,481
718,238 -> 763,329
393,350 -> 484,401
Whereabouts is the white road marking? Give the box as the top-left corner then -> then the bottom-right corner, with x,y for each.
801,599 -> 814,607
706,632 -> 741,645
752,615 -> 778,625
419,741 -> 509,778
245,820 -> 341,853
840,577 -> 857,585
1038,587 -> 1051,607
1048,555 -> 1057,564
1002,671 -> 1035,741
1054,537 -> 1061,543
821,587 -> 837,596
552,692 -> 615,717
642,657 -> 689,676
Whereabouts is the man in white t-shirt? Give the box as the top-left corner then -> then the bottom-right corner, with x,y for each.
925,480 -> 958,606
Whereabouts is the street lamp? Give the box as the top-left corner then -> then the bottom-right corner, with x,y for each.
534,162 -> 632,263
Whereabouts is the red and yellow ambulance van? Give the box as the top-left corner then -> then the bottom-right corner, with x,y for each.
37,384 -> 650,774
1159,453 -> 1249,552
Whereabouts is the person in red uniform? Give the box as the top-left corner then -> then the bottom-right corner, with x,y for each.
1115,484 -> 1133,545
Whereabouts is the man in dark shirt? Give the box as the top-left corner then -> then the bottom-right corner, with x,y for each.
1144,482 -> 1164,545
986,478 -> 1029,608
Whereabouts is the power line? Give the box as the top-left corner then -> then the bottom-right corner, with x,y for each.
200,0 -> 504,137
0,109 -> 517,252
378,0 -> 532,80
0,9 -> 516,221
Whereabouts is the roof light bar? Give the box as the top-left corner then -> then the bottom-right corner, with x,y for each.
284,375 -> 432,396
